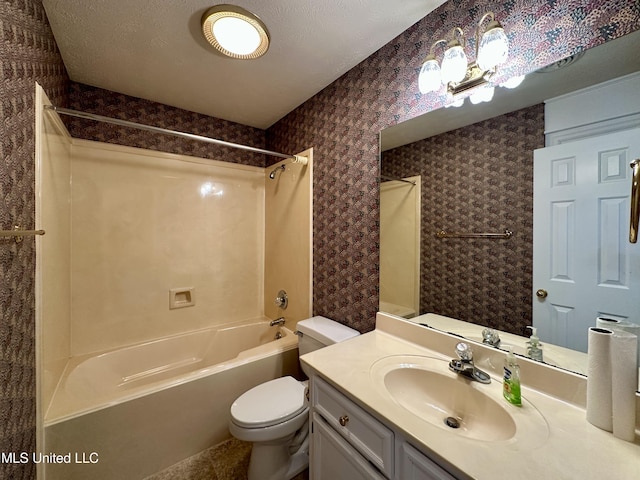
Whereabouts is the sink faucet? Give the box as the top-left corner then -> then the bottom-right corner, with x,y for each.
482,328 -> 501,347
449,342 -> 491,384
270,317 -> 285,327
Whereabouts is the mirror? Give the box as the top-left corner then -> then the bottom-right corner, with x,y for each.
379,30 -> 640,385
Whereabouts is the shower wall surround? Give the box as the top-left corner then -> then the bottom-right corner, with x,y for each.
70,142 -> 266,356
38,105 -> 269,417
2,0 -> 639,478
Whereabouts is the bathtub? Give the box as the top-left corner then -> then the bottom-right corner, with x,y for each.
44,318 -> 300,480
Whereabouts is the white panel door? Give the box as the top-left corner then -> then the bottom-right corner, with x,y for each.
533,128 -> 640,352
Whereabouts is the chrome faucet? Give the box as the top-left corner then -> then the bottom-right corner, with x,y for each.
270,317 -> 285,327
448,342 -> 491,384
481,328 -> 501,347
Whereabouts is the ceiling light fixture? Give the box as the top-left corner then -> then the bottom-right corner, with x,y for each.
418,12 -> 520,107
201,5 -> 270,60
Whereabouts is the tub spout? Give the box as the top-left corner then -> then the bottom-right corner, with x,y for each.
270,317 -> 285,327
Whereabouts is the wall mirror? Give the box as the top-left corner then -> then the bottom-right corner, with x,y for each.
379,29 -> 640,387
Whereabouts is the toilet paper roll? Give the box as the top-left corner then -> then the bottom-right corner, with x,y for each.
586,327 -> 613,431
611,330 -> 638,442
596,317 -> 640,368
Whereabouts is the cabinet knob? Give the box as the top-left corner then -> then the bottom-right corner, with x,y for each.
339,415 -> 349,426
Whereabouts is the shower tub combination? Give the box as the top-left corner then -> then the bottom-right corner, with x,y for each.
44,318 -> 300,480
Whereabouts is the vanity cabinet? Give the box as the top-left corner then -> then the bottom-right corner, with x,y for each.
310,375 -> 457,480
399,442 -> 457,480
311,413 -> 387,480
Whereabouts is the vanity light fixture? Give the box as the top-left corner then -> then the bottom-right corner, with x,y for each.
201,4 -> 270,59
418,12 -> 514,106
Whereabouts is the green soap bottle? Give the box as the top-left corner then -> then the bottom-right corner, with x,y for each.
503,347 -> 521,406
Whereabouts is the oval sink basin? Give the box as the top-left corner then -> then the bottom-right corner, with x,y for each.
370,355 -> 549,446
383,366 -> 515,441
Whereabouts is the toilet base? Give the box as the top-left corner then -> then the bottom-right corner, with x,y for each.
247,437 -> 308,480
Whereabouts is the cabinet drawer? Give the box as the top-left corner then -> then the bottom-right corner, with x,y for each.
312,376 -> 394,477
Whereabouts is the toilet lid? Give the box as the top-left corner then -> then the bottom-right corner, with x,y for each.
230,376 -> 307,428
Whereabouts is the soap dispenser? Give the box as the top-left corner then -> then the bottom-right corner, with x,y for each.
525,326 -> 544,362
503,347 -> 521,406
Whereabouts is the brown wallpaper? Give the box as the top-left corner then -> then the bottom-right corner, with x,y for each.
1,0 -> 639,477
67,83 -> 267,168
266,2 -> 640,332
0,0 -> 68,478
382,104 -> 544,335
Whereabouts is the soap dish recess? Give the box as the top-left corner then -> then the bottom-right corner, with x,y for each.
169,287 -> 195,309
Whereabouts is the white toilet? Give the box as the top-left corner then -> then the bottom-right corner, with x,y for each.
229,316 -> 360,480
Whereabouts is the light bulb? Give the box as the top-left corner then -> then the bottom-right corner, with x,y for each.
477,24 -> 509,71
441,44 -> 468,84
501,75 -> 525,89
418,58 -> 442,93
480,86 -> 495,102
469,90 -> 483,104
445,97 -> 465,108
469,86 -> 495,104
212,17 -> 262,56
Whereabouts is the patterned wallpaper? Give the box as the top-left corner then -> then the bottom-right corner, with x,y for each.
382,104 -> 544,334
0,0 -> 68,478
67,83 -> 267,168
267,0 -> 640,332
1,0 -> 639,477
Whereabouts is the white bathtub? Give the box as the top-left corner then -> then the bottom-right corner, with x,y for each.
44,318 -> 300,480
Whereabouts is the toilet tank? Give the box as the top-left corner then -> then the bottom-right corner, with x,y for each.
296,316 -> 360,356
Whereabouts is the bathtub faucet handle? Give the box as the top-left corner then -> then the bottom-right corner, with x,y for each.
274,290 -> 288,309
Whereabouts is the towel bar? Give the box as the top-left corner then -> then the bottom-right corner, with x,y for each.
435,229 -> 512,239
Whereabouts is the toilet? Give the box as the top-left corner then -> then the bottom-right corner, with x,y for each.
229,316 -> 360,480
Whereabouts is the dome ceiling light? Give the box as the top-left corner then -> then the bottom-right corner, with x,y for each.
201,5 -> 270,60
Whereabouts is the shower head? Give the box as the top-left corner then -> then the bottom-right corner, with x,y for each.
268,164 -> 285,179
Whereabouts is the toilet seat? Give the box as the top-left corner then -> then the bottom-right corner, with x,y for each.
230,376 -> 307,428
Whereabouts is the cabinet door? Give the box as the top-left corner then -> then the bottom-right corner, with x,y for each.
312,376 -> 394,476
310,413 -> 387,480
400,442 -> 457,480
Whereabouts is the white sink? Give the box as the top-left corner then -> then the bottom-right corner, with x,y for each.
370,355 -> 549,447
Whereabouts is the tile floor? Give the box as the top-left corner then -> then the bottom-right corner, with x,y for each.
143,438 -> 309,480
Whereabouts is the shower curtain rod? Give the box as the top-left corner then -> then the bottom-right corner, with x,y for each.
379,174 -> 416,185
44,105 -> 300,161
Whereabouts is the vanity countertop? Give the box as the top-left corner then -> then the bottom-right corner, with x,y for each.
300,313 -> 640,480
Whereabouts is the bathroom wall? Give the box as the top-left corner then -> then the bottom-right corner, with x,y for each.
264,150 -> 313,326
66,83 -> 268,168
61,3 -> 639,335
382,104 -> 544,334
68,141 -> 266,355
265,1 -> 640,332
0,1 -> 69,478
3,1 -> 639,477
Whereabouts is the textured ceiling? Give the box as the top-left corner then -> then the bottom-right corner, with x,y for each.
43,0 -> 446,128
